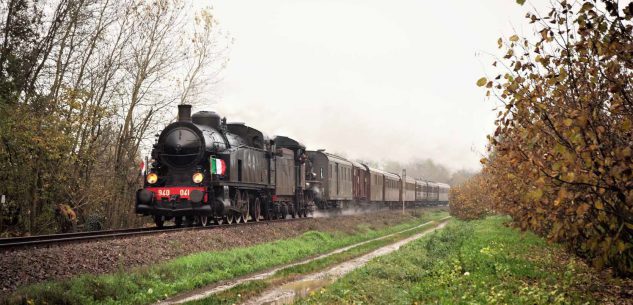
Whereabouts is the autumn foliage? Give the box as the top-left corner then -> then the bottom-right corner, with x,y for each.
0,1 -> 228,234
456,0 -> 633,275
449,175 -> 493,221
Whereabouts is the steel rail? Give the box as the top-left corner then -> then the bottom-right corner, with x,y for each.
0,218 -> 311,251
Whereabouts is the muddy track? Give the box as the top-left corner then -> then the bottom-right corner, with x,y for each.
157,216 -> 451,305
247,218 -> 450,305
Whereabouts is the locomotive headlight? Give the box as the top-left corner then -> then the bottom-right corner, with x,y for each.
146,173 -> 158,184
192,172 -> 204,184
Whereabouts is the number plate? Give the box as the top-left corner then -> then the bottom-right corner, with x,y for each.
147,187 -> 204,199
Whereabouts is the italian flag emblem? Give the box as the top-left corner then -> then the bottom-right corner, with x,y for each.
211,157 -> 226,175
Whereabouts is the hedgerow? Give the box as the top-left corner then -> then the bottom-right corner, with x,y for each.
457,0 -> 633,275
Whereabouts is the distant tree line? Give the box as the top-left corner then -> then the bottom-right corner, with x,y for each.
0,0 -> 229,235
357,158 -> 478,186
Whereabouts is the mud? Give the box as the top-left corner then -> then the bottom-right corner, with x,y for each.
245,219 -> 449,305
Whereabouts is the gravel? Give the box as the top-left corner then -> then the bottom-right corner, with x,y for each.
0,209 -> 427,297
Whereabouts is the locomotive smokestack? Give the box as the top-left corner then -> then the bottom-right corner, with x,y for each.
178,104 -> 192,122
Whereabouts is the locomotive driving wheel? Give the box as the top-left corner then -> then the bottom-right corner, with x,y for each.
273,204 -> 281,220
226,212 -> 236,224
290,204 -> 297,218
281,204 -> 288,219
198,216 -> 209,227
233,190 -> 249,223
249,197 -> 261,222
262,199 -> 272,221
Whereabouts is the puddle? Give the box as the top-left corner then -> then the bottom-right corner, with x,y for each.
244,220 -> 449,305
156,217 -> 450,305
258,279 -> 332,305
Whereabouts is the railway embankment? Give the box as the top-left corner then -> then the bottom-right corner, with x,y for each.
296,216 -> 633,305
1,208 -> 446,304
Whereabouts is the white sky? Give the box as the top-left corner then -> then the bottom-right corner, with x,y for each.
199,0 -> 551,171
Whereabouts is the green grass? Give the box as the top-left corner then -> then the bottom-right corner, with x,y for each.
298,216 -> 597,305
6,210 -> 448,305
181,219 -> 442,305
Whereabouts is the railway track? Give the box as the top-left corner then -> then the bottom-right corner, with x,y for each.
0,217 -> 311,251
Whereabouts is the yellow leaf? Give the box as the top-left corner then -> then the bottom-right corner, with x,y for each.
595,201 -> 604,210
616,241 -> 630,253
477,77 -> 487,87
528,188 -> 543,200
510,34 -> 519,42
576,204 -> 590,216
581,2 -> 594,11
564,119 -> 573,126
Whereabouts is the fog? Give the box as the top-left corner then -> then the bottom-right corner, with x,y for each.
190,0 -> 551,172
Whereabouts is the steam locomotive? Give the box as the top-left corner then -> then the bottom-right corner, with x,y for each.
135,105 -> 448,227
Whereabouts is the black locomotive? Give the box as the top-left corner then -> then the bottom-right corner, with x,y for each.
136,104 -> 449,227
135,105 -> 310,227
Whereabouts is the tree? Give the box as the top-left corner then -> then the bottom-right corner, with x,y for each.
0,0 -> 230,234
475,0 -> 633,275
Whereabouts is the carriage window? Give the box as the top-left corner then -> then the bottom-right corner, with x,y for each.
320,167 -> 323,178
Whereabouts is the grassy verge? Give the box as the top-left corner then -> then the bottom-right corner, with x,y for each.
5,210 -> 448,305
298,216 -> 599,305
182,218 -> 444,305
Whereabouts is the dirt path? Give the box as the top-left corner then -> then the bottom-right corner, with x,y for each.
157,216 -> 451,305
244,219 -> 450,305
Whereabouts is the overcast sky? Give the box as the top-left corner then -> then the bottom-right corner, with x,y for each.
200,0 -> 551,171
